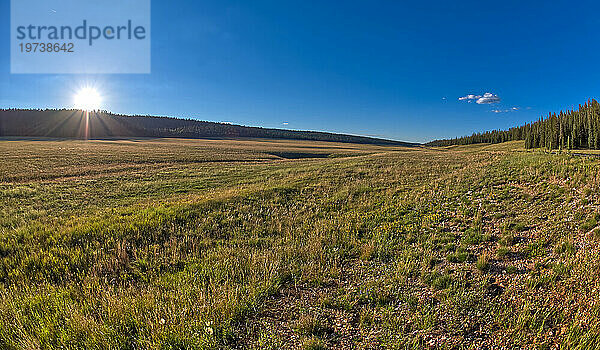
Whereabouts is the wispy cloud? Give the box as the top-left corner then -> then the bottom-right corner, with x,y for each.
458,94 -> 481,102
458,92 -> 501,104
492,107 -> 520,113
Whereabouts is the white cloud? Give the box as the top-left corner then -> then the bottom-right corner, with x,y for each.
476,92 -> 501,104
458,92 -> 501,104
458,94 -> 482,101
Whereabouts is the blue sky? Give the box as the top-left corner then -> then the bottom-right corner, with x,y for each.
2,0 -> 600,142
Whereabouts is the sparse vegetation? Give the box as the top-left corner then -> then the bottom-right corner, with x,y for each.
302,337 -> 327,350
496,246 -> 510,259
476,253 -> 489,271
294,315 -> 331,337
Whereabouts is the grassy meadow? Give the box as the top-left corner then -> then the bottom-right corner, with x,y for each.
2,138 -> 600,349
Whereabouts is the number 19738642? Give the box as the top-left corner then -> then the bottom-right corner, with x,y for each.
19,43 -> 74,53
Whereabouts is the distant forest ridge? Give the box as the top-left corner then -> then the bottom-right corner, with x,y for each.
0,109 -> 417,146
428,99 -> 600,150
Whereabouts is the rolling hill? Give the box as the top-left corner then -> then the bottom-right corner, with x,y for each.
0,109 -> 417,146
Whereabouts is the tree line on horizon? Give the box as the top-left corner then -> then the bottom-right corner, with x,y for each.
0,109 -> 414,146
428,99 -> 600,150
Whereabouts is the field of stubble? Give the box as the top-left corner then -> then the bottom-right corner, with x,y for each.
1,138 -> 600,349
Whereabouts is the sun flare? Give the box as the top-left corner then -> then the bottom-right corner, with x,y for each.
73,87 -> 102,111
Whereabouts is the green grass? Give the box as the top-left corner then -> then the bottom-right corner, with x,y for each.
476,253 -> 489,271
1,138 -> 600,348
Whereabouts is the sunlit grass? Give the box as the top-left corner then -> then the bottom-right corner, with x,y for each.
0,138 -> 599,348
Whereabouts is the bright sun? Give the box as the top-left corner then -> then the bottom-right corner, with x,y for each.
73,87 -> 102,111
